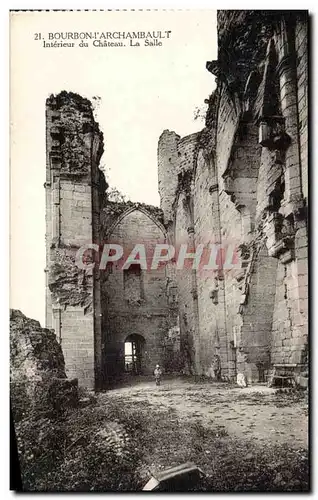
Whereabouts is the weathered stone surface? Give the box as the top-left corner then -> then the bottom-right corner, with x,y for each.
10,309 -> 78,420
48,248 -> 93,312
44,12 -> 308,388
101,200 -> 165,238
100,203 -> 179,376
298,376 -> 308,389
158,10 -> 308,382
46,91 -> 105,389
46,91 -> 104,177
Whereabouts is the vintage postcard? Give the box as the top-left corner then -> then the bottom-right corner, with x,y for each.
10,9 -> 309,492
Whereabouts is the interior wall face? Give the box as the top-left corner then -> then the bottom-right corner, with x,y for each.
157,12 -> 308,382
46,12 -> 308,388
101,209 -> 178,377
193,150 -> 220,376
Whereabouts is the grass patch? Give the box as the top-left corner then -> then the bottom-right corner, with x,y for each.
130,404 -> 308,492
15,389 -> 309,492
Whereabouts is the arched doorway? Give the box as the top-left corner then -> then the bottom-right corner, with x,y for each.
124,334 -> 145,375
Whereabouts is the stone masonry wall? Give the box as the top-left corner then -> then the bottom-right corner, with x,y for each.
46,12 -> 308,388
158,10 -> 308,382
174,192 -> 199,374
193,149 -> 220,376
45,92 -> 105,389
100,206 -> 179,378
295,18 -> 308,201
158,130 -> 180,226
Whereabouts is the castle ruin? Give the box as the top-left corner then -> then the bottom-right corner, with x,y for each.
45,11 -> 308,389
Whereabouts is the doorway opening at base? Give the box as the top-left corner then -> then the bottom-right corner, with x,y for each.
124,334 -> 145,375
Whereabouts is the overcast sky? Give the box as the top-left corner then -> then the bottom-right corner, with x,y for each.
10,10 -> 217,324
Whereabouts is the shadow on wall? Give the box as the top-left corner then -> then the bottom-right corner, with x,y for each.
237,243 -> 278,383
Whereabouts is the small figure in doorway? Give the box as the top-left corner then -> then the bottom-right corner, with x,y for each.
154,364 -> 162,386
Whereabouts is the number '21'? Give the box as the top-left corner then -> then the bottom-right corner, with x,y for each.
34,33 -> 42,40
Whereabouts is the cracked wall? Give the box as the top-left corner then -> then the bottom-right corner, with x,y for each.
158,10 -> 308,382
45,11 -> 308,388
45,91 -> 106,389
100,204 -> 179,378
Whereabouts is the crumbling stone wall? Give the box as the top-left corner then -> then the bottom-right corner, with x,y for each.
237,245 -> 278,382
158,131 -> 180,226
295,20 -> 308,201
158,10 -> 308,382
100,204 -> 179,377
174,190 -> 198,374
45,91 -> 106,389
46,93 -> 179,388
10,310 -> 78,422
158,132 -> 202,374
48,248 -> 93,313
45,11 -> 307,388
193,149 -> 221,376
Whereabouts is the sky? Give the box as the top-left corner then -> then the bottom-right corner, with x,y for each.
10,10 -> 217,324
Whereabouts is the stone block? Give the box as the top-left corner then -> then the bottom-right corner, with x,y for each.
296,375 -> 308,389
61,190 -> 74,200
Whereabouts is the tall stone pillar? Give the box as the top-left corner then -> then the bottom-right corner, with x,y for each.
45,92 -> 106,389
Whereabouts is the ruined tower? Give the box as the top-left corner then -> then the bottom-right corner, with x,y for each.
45,91 -> 106,389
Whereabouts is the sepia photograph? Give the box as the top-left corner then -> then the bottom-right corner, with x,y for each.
10,8 -> 309,492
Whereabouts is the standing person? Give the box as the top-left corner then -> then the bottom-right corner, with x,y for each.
154,364 -> 162,386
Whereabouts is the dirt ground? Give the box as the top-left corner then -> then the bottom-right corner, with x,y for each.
17,375 -> 308,492
106,377 -> 308,449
